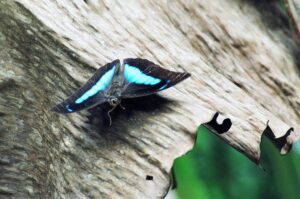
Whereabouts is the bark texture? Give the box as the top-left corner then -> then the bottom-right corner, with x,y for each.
0,0 -> 299,198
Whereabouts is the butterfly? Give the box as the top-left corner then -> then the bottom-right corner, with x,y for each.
51,58 -> 191,124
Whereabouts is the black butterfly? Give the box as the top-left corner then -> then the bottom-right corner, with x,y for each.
51,58 -> 191,124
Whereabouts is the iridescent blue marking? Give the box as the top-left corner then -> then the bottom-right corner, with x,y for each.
66,105 -> 73,112
75,66 -> 116,104
124,64 -> 161,85
159,80 -> 171,90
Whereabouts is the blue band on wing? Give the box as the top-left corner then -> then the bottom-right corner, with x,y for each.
75,66 -> 116,104
124,64 -> 161,85
66,105 -> 73,112
159,80 -> 171,90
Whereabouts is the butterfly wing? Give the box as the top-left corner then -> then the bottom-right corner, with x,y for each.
121,58 -> 190,98
51,59 -> 120,113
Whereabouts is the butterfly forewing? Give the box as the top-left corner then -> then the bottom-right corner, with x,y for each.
121,58 -> 190,98
51,59 -> 120,113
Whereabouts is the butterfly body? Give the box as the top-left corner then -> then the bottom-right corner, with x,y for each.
51,58 -> 190,122
103,64 -> 123,106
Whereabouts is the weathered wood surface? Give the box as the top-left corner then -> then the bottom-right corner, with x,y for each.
0,0 -> 299,198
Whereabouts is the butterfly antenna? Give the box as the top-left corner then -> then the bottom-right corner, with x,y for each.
107,105 -> 117,126
107,111 -> 112,126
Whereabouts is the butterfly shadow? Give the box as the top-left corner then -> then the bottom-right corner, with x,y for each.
84,94 -> 176,137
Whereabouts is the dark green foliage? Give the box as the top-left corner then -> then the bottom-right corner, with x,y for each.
173,126 -> 300,199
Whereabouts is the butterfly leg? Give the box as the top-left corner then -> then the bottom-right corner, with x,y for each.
119,102 -> 126,110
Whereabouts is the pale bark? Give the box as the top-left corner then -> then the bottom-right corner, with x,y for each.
0,0 -> 299,198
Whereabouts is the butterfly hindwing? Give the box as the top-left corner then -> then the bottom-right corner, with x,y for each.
121,58 -> 190,98
51,59 -> 120,113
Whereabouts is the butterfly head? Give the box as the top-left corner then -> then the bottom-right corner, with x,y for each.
108,97 -> 121,107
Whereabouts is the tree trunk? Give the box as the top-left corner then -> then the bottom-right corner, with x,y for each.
0,0 -> 299,198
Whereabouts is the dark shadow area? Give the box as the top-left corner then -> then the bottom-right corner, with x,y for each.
247,0 -> 289,30
171,167 -> 177,189
0,79 -> 18,91
204,112 -> 232,134
146,175 -> 153,180
84,94 -> 176,134
246,0 -> 300,73
262,125 -> 294,154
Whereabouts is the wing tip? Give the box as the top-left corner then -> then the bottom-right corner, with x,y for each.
183,72 -> 191,79
111,59 -> 121,65
50,103 -> 73,114
50,105 -> 63,113
178,72 -> 191,82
